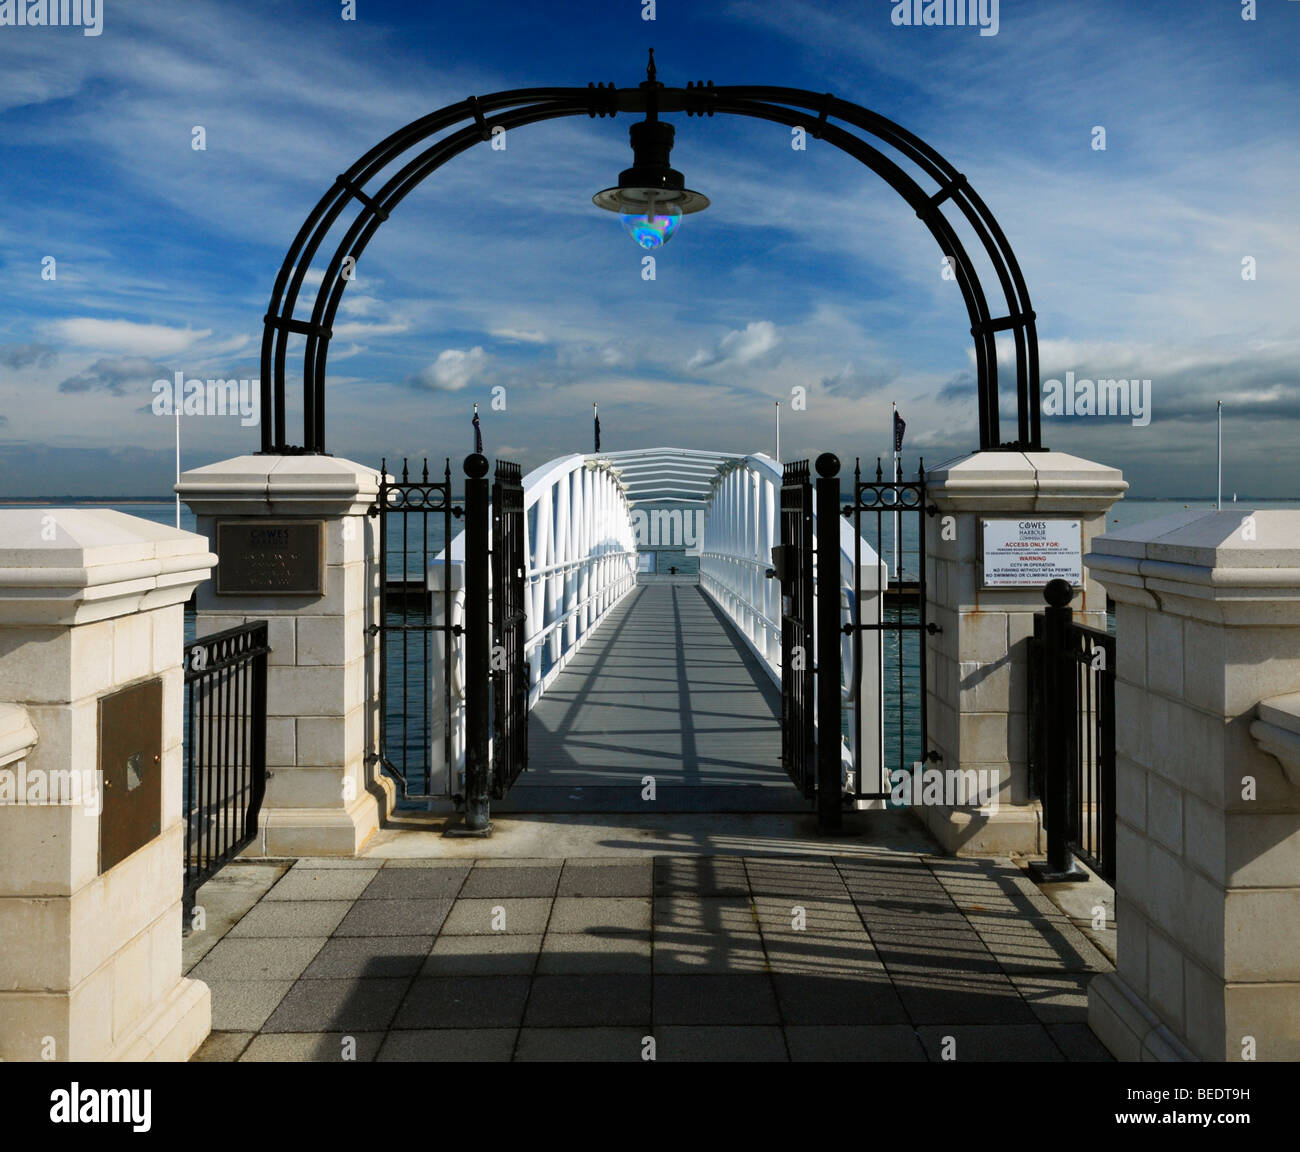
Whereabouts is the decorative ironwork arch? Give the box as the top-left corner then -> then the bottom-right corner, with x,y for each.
261,79 -> 1042,455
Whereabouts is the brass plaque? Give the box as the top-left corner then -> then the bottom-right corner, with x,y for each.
216,519 -> 323,596
99,678 -> 162,874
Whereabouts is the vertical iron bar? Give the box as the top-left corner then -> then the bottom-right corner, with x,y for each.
815,453 -> 842,830
463,453 -> 492,830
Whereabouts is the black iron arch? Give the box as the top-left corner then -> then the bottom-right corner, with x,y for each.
260,79 -> 1042,455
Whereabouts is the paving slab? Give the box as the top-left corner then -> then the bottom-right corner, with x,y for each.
557,860 -> 654,897
915,1023 -> 1066,1062
652,929 -> 769,974
206,979 -> 294,1031
547,896 -> 652,934
394,976 -> 531,1029
1048,1022 -> 1116,1062
239,1032 -> 385,1062
333,898 -> 453,937
227,900 -> 353,939
376,1029 -> 519,1061
191,936 -> 327,983
523,974 -> 652,1027
773,973 -> 909,1025
422,934 -> 543,975
652,974 -> 780,1025
460,863 -> 562,898
263,868 -> 378,901
515,1027 -> 647,1062
654,895 -> 759,934
191,1031 -> 255,1062
759,930 -> 883,976
440,898 -> 553,935
261,977 -> 411,1033
538,932 -> 652,974
300,935 -> 434,979
361,865 -> 471,899
653,1026 -> 788,1062
785,1025 -> 927,1061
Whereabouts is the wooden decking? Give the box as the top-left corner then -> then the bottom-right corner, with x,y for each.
498,583 -> 804,812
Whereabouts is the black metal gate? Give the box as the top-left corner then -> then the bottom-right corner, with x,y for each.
491,460 -> 528,797
778,460 -> 816,799
368,458 -> 461,799
183,620 -> 270,916
841,457 -> 938,802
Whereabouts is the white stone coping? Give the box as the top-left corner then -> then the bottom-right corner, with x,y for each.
924,450 -> 1127,511
1087,509 -> 1300,612
177,454 -> 382,516
0,702 -> 37,768
1251,693 -> 1300,789
0,509 -> 216,626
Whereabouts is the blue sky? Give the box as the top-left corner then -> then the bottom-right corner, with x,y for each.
0,0 -> 1297,496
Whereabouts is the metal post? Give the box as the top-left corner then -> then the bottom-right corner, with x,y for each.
774,401 -> 781,464
1030,578 -> 1086,882
462,453 -> 492,833
815,453 -> 843,830
1216,399 -> 1222,510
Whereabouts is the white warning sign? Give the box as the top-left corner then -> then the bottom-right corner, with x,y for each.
981,519 -> 1082,587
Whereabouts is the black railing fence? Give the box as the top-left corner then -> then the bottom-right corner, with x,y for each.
1028,580 -> 1116,885
183,621 -> 270,914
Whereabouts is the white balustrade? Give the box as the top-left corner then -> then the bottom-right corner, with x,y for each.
428,454 -> 638,794
698,453 -> 889,802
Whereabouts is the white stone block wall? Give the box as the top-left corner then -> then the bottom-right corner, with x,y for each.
177,455 -> 392,856
1087,509 -> 1300,1061
0,510 -> 215,1061
919,451 -> 1126,854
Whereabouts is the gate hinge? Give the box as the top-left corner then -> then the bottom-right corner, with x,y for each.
366,624 -> 382,636
926,623 -> 942,635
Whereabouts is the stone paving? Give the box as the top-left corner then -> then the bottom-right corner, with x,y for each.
189,851 -> 1114,1062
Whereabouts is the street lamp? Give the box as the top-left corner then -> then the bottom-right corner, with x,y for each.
593,50 -> 709,249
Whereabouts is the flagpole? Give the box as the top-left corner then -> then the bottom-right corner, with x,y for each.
1216,400 -> 1222,510
892,401 -> 900,580
593,402 -> 599,453
774,401 -> 781,463
174,407 -> 181,529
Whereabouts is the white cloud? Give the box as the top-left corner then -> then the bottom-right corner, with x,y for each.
46,318 -> 211,357
413,346 -> 488,392
687,321 -> 780,371
490,328 -> 547,344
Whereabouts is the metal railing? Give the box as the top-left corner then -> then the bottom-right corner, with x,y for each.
698,452 -> 888,804
1028,581 -> 1117,885
183,621 -> 270,913
432,453 -> 638,796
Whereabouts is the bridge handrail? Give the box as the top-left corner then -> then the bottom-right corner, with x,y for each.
436,453 -> 639,713
698,453 -> 888,797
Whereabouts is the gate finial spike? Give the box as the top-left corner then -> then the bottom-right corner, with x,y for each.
401,457 -> 409,483
422,458 -> 429,483
647,47 -> 656,83
875,457 -> 883,483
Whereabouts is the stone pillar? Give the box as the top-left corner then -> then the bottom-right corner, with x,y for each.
1086,509 -> 1300,1061
0,510 -> 215,1061
920,451 -> 1127,854
178,455 -> 392,856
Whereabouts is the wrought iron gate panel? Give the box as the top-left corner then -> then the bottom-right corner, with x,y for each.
491,459 -> 528,797
842,458 -> 937,801
779,460 -> 816,799
368,457 -> 460,799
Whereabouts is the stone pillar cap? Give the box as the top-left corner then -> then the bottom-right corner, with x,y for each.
924,450 -> 1127,511
0,509 -> 216,625
177,454 -> 382,517
1087,508 -> 1300,617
